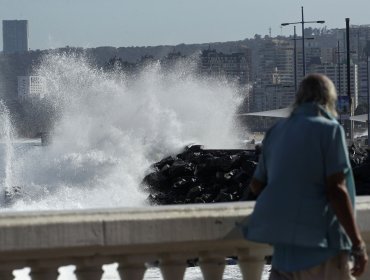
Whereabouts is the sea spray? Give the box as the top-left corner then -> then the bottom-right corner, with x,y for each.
0,100 -> 15,205
4,52 -> 244,210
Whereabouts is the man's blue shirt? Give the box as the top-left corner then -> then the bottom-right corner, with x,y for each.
244,102 -> 356,272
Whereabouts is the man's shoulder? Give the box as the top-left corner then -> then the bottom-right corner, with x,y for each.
307,115 -> 341,130
307,117 -> 345,144
264,119 -> 285,139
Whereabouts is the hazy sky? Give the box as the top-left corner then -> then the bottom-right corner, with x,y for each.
1,0 -> 370,50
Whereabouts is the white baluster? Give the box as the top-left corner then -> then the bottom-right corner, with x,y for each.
118,258 -> 146,280
238,248 -> 266,280
29,267 -> 59,280
159,255 -> 187,280
28,260 -> 62,280
75,265 -> 104,280
0,270 -> 14,280
199,253 -> 225,280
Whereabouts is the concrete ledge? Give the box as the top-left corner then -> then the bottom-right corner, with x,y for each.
0,202 -> 254,256
0,198 -> 369,260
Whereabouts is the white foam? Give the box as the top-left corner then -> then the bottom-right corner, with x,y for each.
1,52 -> 244,210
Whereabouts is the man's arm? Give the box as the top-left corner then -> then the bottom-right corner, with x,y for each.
327,171 -> 368,277
249,177 -> 266,196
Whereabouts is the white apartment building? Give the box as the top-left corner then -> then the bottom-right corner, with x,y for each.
257,39 -> 294,85
17,76 -> 46,100
357,62 -> 369,105
309,63 -> 359,109
251,82 -> 295,112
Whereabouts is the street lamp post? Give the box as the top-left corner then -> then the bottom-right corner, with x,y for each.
367,44 -> 370,149
302,7 -> 306,76
337,41 -> 341,94
336,41 -> 355,125
294,26 -> 297,91
289,26 -> 314,92
281,6 -> 325,77
337,41 -> 343,124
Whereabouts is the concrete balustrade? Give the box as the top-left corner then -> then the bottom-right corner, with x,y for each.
0,197 -> 369,280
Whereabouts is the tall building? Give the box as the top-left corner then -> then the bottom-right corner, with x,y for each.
2,20 -> 29,54
334,25 -> 370,107
256,39 -> 294,85
336,25 -> 370,64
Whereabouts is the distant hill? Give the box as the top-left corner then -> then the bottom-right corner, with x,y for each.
0,27 -> 339,101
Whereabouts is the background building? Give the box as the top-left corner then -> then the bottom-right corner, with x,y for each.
199,48 -> 252,85
2,20 -> 28,54
17,76 -> 46,100
256,39 -> 294,85
309,63 -> 359,109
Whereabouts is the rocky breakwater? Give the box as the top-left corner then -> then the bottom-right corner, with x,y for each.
350,143 -> 370,195
142,144 -> 259,205
142,144 -> 370,205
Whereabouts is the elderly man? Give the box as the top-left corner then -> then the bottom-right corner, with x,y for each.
245,74 -> 368,279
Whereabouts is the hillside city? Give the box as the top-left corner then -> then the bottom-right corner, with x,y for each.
1,20 -> 370,136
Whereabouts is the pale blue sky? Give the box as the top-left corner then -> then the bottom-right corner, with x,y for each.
1,0 -> 370,50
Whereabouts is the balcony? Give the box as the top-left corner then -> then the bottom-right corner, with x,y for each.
0,197 -> 370,280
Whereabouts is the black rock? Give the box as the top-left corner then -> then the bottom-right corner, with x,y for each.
168,160 -> 194,178
199,193 -> 216,203
142,142 -> 370,205
215,191 -> 234,202
143,146 -> 259,205
152,156 -> 177,170
4,186 -> 23,207
213,155 -> 236,172
142,172 -> 170,192
353,163 -> 370,182
172,176 -> 198,195
186,185 -> 204,201
185,144 -> 204,152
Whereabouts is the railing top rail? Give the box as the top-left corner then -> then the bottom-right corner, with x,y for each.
0,197 -> 370,227
0,197 -> 368,267
0,201 -> 256,221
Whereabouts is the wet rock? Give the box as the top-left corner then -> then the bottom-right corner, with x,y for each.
152,155 -> 177,171
172,176 -> 198,195
349,144 -> 368,167
240,160 -> 257,176
349,144 -> 370,195
353,163 -> 370,182
4,186 -> 22,206
142,143 -> 370,205
142,145 -> 258,205
168,160 -> 194,178
214,191 -> 234,202
142,172 -> 170,192
186,185 -> 204,201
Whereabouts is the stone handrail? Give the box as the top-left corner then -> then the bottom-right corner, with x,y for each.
0,197 -> 369,280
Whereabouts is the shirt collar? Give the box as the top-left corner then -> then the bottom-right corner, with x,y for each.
292,102 -> 334,120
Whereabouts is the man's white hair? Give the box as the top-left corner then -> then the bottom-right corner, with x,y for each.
293,73 -> 338,118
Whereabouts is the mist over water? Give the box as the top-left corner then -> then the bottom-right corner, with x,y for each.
1,53 -> 244,211
0,101 -> 16,204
